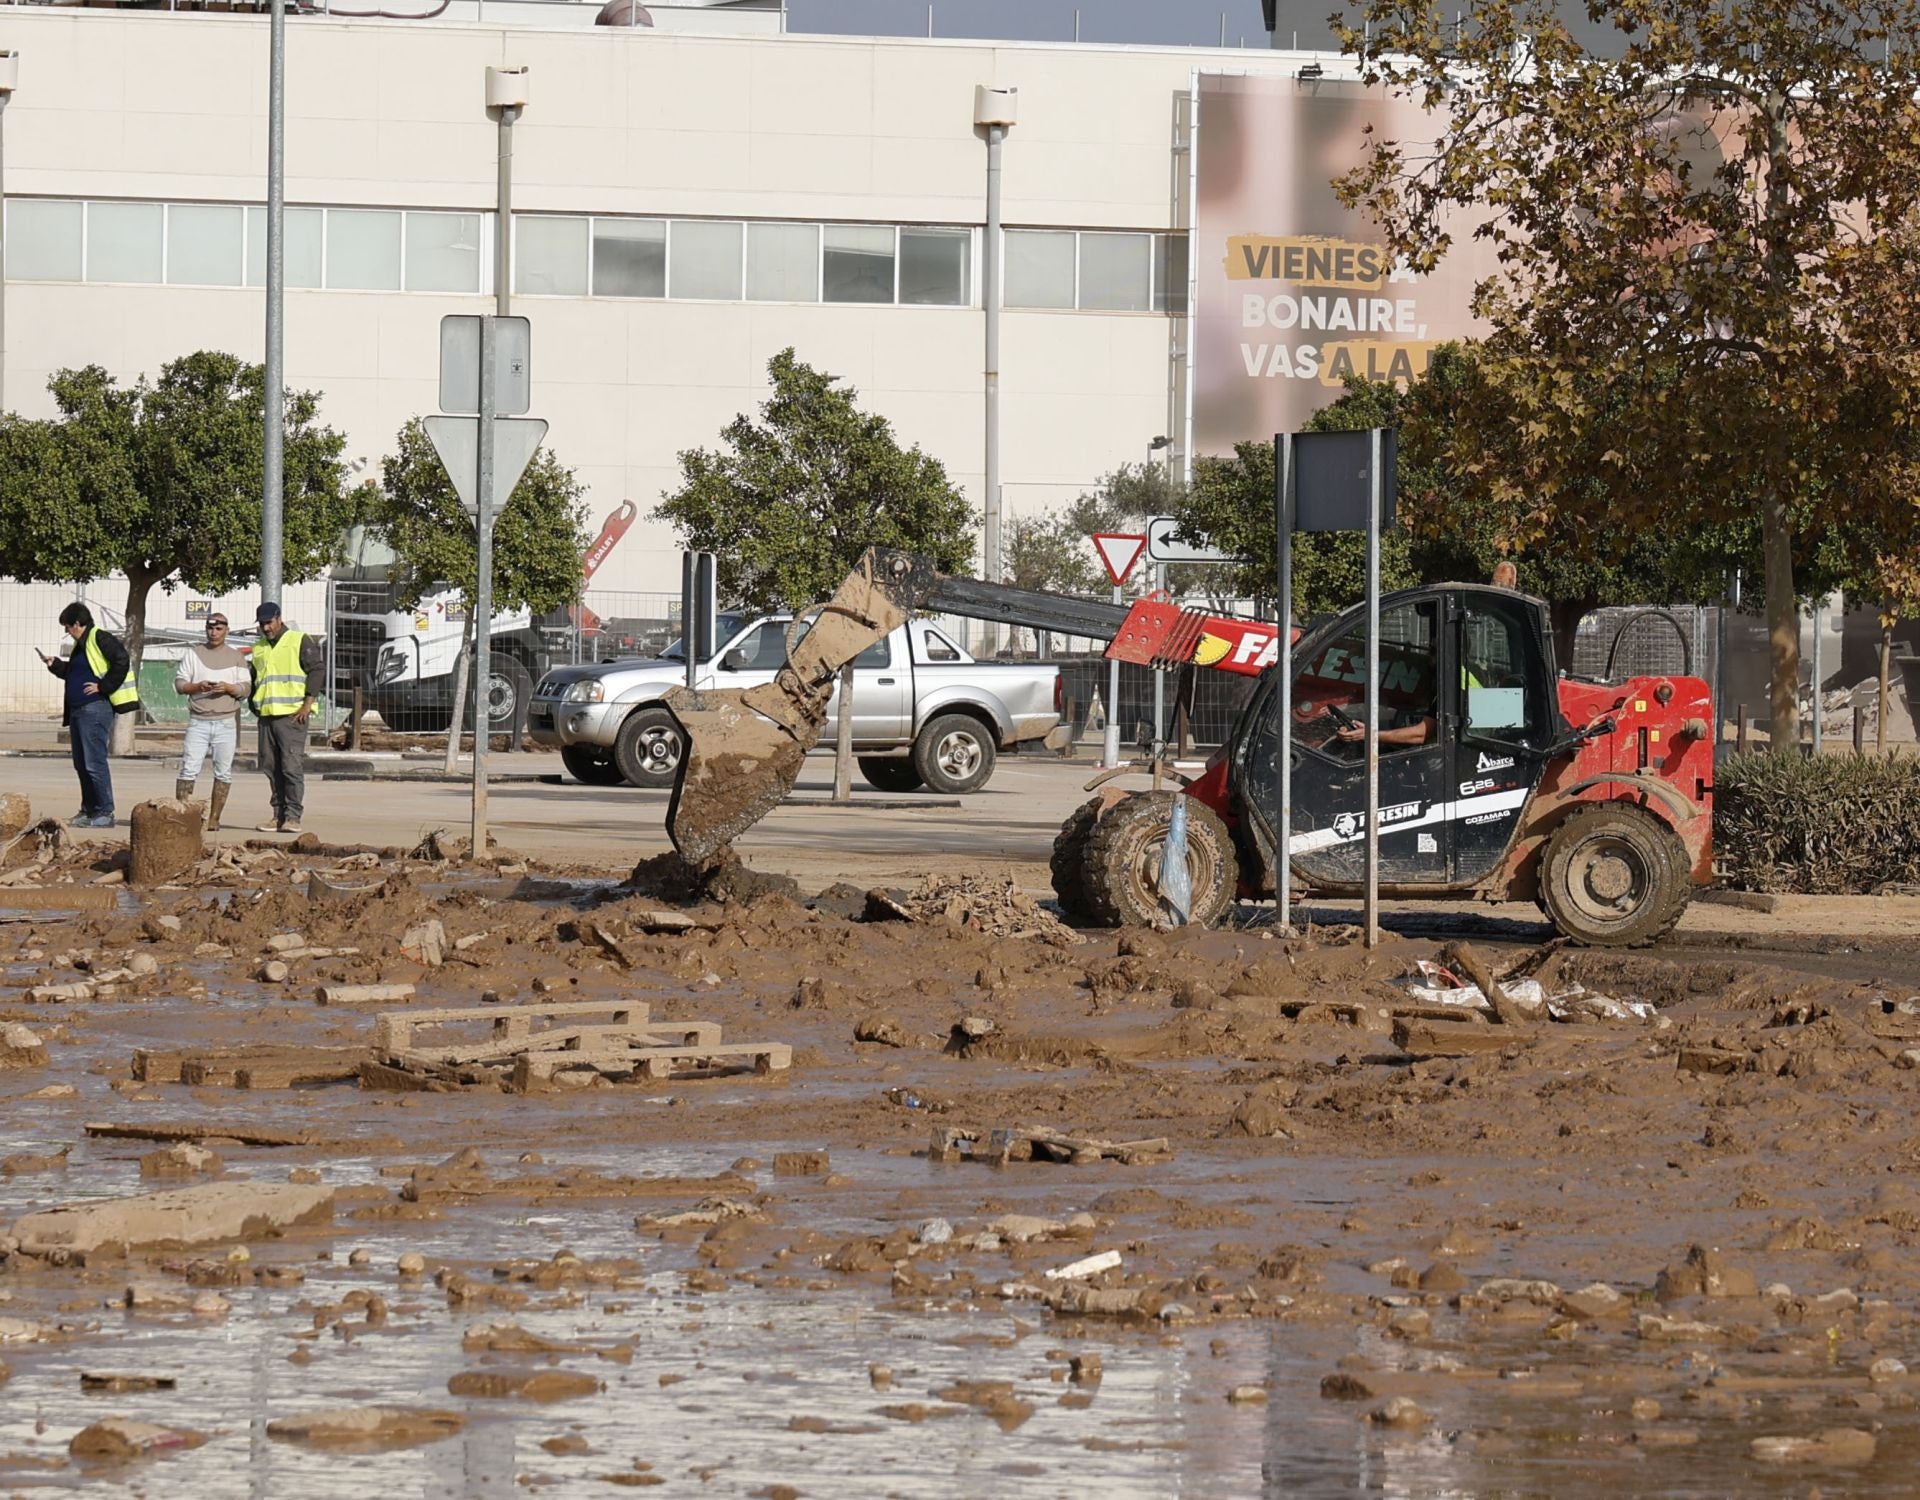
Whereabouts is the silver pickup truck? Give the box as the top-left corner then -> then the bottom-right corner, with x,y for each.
529,611 -> 1065,794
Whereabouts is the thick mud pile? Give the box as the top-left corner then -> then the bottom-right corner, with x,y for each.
1,837 -> 1919,1494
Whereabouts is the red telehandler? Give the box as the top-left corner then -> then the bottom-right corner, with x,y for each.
661,549 -> 1713,947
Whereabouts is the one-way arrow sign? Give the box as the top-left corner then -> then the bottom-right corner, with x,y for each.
1091,532 -> 1148,586
424,415 -> 549,519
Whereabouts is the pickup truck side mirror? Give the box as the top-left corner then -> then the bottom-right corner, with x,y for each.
720,649 -> 748,672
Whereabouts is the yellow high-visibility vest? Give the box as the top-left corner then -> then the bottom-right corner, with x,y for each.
83,628 -> 139,711
251,629 -> 309,718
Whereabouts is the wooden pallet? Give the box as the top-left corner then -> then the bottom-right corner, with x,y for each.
374,1000 -> 649,1054
929,1124 -> 1171,1166
136,1044 -> 369,1089
510,1041 -> 791,1093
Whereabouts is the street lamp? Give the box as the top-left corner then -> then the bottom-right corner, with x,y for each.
0,50 -> 21,416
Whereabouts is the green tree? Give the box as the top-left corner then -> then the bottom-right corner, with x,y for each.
371,417 -> 589,615
1004,464 -> 1176,596
1333,0 -> 1920,748
1165,347 -> 1866,651
0,351 -> 357,669
658,349 -> 976,609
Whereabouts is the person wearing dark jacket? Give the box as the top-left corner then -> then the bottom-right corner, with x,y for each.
39,603 -> 139,828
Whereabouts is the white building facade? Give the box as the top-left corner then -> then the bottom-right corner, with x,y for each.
0,5 -> 1349,713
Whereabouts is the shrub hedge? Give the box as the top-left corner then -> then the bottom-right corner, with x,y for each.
1715,752 -> 1920,894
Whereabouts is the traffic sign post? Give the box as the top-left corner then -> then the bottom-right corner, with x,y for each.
1277,427 -> 1396,948
430,312 -> 547,861
1089,533 -> 1146,768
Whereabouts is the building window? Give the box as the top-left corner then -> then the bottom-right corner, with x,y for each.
593,219 -> 666,298
746,221 -> 819,302
165,203 -> 244,287
900,227 -> 969,305
823,225 -> 894,303
245,206 -> 323,289
669,219 -> 742,300
1154,232 -> 1189,315
517,215 -> 588,297
87,201 -> 164,284
404,211 -> 482,293
1005,229 -> 1076,309
9,199 -> 82,281
325,209 -> 402,291
1079,231 -> 1152,312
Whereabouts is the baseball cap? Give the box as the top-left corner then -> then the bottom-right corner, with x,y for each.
255,602 -> 282,624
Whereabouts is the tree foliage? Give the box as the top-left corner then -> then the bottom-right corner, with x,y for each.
371,418 -> 588,615
1164,345 -> 1865,647
657,349 -> 976,610
1334,0 -> 1920,746
0,351 -> 357,666
1004,463 -> 1180,596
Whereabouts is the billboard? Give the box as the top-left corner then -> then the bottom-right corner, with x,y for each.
1190,74 -> 1498,455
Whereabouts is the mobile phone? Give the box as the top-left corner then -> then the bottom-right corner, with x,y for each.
1325,702 -> 1359,731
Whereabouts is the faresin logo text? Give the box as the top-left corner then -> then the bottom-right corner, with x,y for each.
1226,232 -> 1438,387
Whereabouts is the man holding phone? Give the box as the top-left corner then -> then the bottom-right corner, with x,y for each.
174,613 -> 249,830
40,603 -> 138,828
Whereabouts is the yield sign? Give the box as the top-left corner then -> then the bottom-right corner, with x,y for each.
1091,532 -> 1148,586
424,415 -> 549,520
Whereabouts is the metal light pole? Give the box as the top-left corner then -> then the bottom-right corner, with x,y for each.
262,0 -> 286,601
974,85 -> 1017,655
472,66 -> 529,858
0,53 -> 18,416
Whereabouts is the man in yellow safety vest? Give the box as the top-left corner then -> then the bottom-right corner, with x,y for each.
249,602 -> 324,835
38,602 -> 138,828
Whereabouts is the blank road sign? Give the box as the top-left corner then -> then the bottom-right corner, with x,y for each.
424,415 -> 549,519
1293,428 -> 1398,532
440,315 -> 531,416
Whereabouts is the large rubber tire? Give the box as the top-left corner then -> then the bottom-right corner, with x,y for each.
858,757 -> 925,794
912,713 -> 997,795
561,745 -> 625,786
1050,795 -> 1104,925
613,706 -> 686,790
483,655 -> 534,734
1540,802 -> 1690,947
1080,791 -> 1237,929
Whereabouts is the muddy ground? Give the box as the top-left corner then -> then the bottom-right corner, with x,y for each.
1,815 -> 1919,1497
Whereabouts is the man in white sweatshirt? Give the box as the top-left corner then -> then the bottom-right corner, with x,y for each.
173,613 -> 251,830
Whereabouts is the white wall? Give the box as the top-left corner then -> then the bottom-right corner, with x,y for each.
0,12 -> 1283,628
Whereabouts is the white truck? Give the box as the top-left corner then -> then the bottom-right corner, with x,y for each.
329,509 -> 644,733
529,611 -> 1067,793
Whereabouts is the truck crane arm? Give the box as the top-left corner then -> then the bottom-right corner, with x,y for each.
661,547 -> 1278,862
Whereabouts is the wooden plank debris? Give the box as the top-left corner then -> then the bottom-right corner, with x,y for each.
509,1041 -> 791,1093
928,1124 -> 1171,1166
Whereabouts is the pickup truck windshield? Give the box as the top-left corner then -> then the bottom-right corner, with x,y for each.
660,612 -> 748,661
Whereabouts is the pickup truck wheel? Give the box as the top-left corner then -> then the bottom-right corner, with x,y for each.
1050,796 -> 1104,924
1540,802 -> 1690,947
1081,791 -> 1236,929
613,706 -> 685,790
912,714 -> 997,795
858,757 -> 925,793
561,745 -> 625,786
